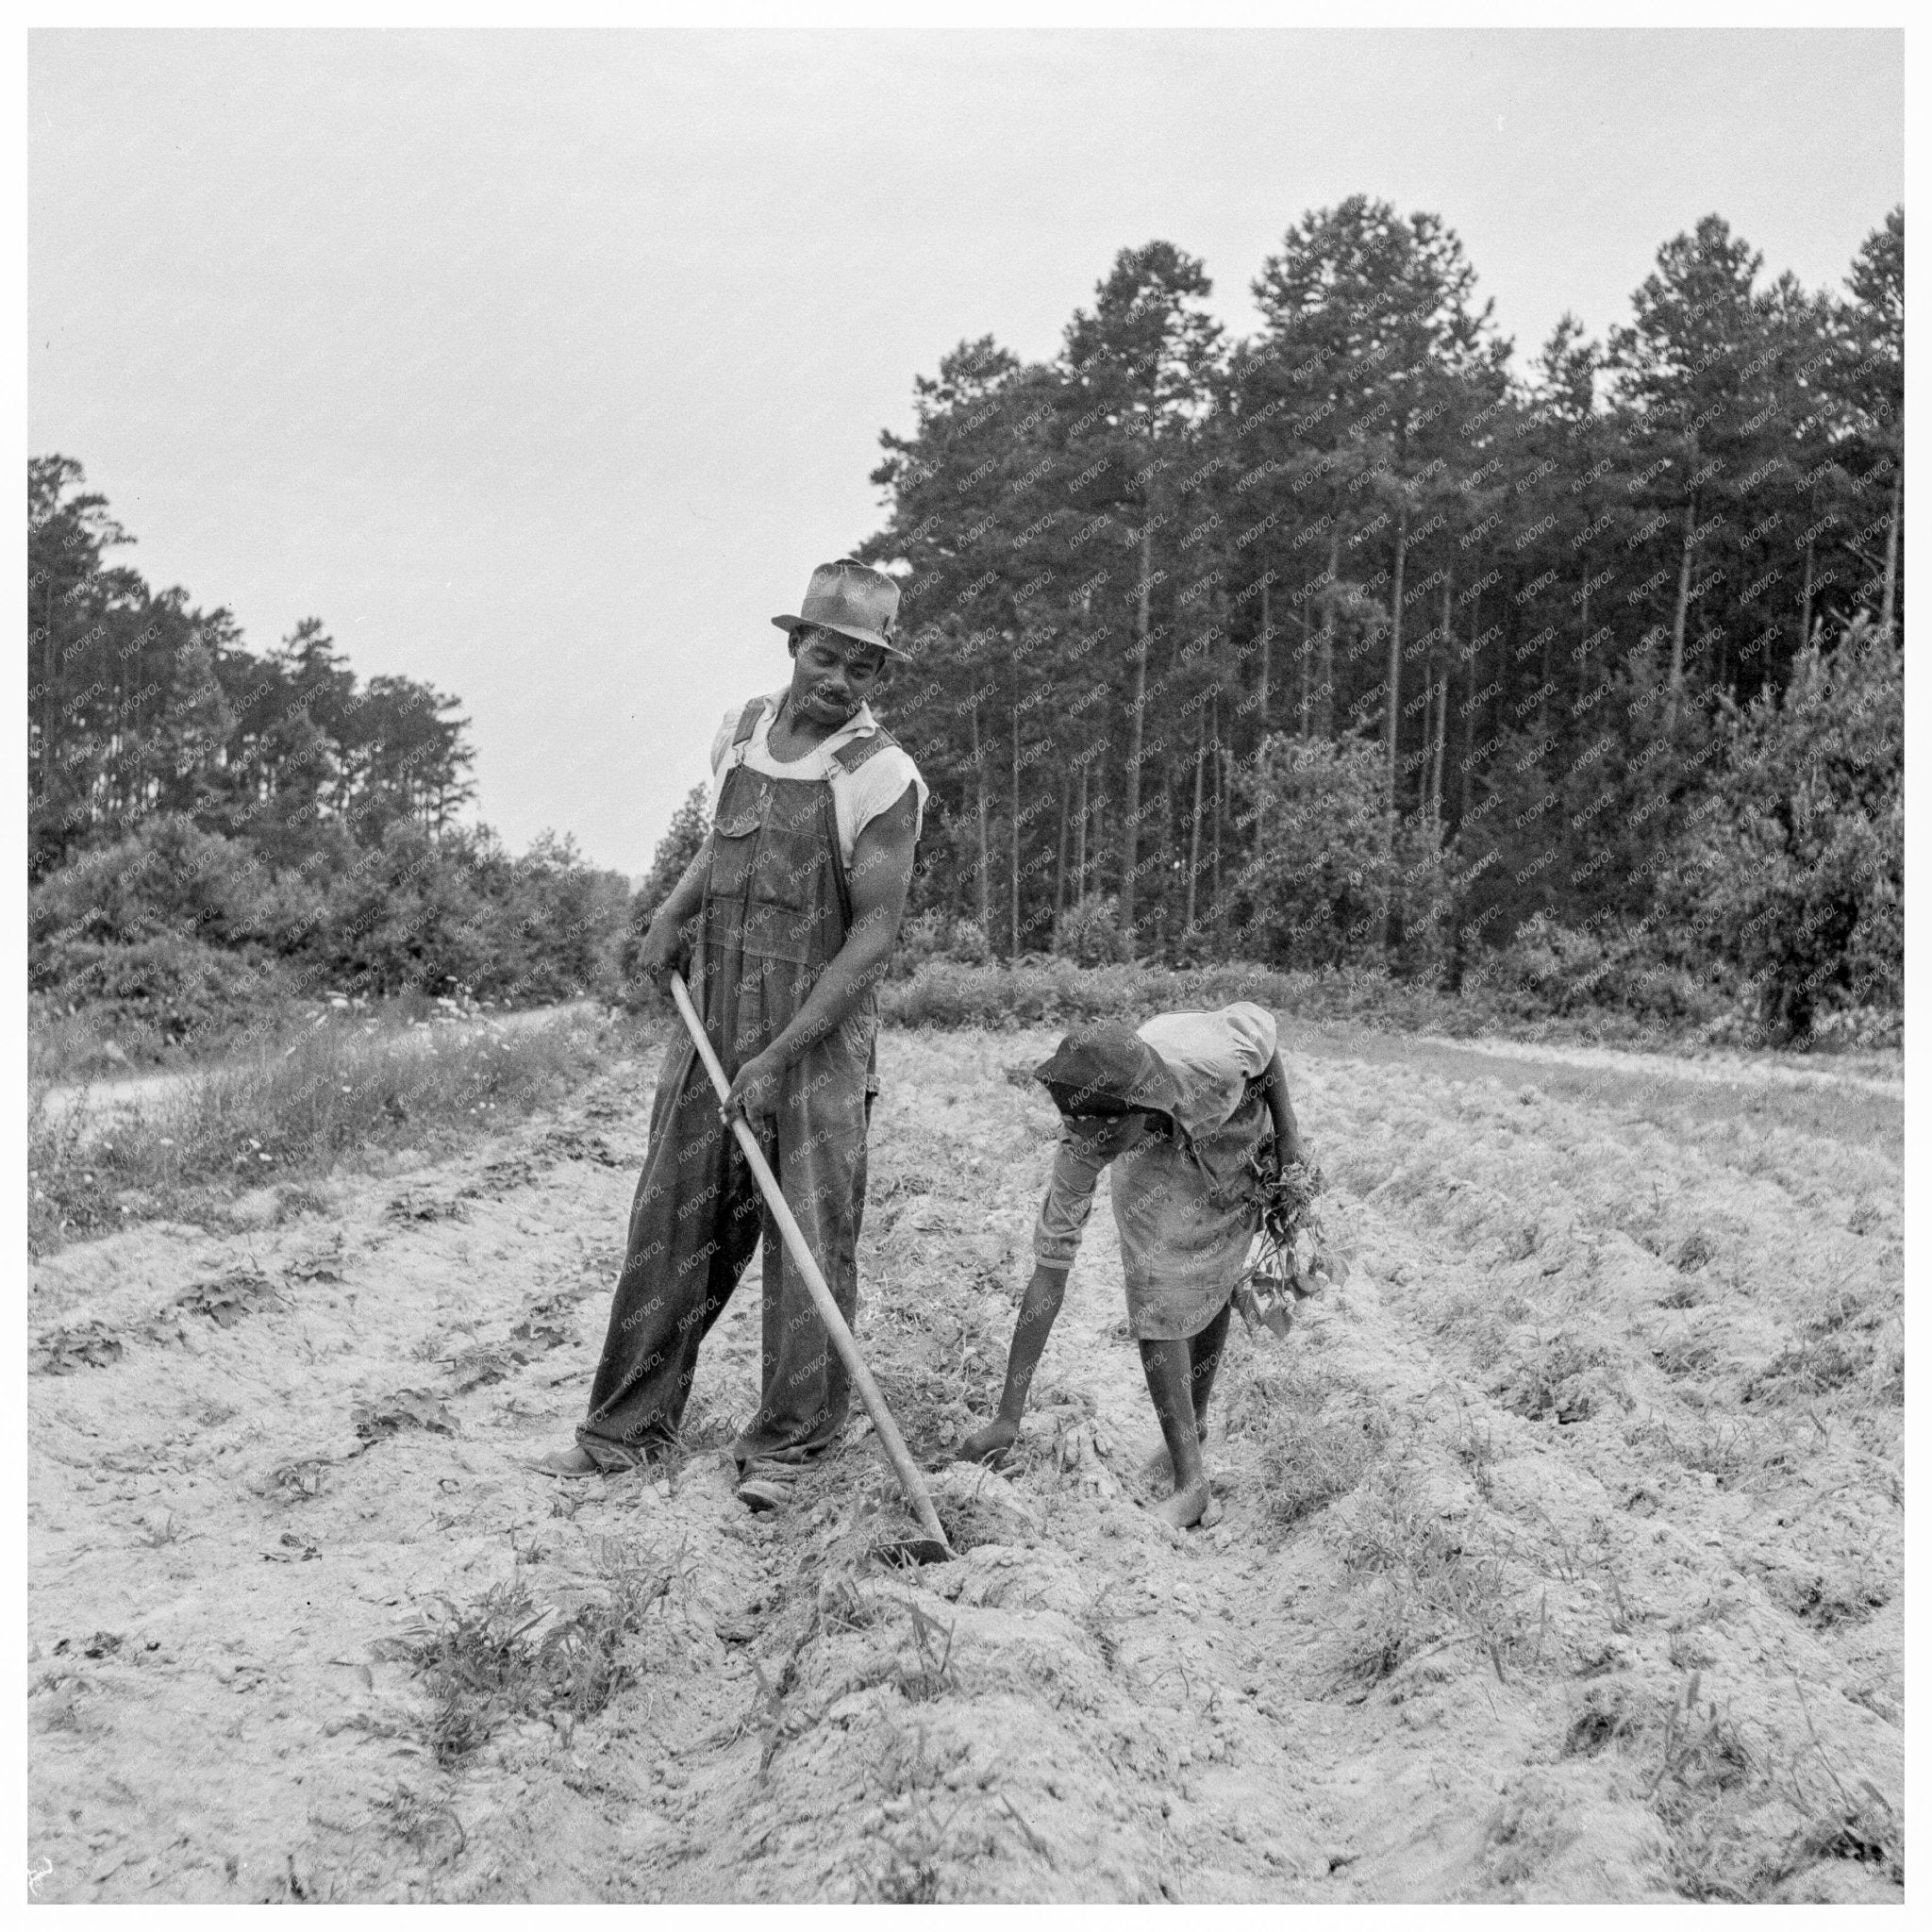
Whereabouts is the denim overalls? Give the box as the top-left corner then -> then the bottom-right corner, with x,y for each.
577,695 -> 893,1469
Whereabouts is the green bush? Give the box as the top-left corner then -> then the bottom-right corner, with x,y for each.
313,819 -> 495,999
27,934 -> 299,1060
1230,734 -> 1449,972
873,952 -> 1751,1046
462,830 -> 629,1006
878,957 -> 1469,1034
1050,894 -> 1133,967
1659,618 -> 1903,1041
28,813 -> 330,958
891,909 -> 992,976
31,809 -> 632,1021
1472,913 -> 1724,1027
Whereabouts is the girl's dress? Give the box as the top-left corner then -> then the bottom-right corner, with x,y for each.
1032,1003 -> 1278,1341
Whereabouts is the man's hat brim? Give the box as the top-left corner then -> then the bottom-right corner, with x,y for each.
773,613 -> 911,661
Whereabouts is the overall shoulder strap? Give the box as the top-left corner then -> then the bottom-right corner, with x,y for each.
831,724 -> 899,774
732,695 -> 769,749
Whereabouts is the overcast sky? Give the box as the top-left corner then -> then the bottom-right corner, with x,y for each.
30,28 -> 1903,875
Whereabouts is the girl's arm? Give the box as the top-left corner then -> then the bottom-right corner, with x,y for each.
1260,1049 -> 1303,1168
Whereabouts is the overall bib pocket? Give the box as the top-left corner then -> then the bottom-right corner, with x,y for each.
708,806 -> 765,899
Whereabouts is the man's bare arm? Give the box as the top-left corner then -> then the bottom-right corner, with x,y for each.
636,831 -> 715,991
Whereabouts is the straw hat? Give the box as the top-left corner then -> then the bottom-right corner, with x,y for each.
772,558 -> 908,660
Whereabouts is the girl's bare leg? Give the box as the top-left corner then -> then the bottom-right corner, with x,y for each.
1138,1337 -> 1222,1529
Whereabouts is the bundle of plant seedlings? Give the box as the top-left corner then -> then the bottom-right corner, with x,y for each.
1234,1157 -> 1351,1340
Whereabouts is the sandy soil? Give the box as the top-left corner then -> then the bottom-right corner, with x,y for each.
27,1022 -> 1904,1903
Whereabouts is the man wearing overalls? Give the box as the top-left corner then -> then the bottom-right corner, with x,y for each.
538,559 -> 926,1510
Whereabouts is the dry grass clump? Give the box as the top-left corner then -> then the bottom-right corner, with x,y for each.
369,1780 -> 468,1871
1777,1564 -> 1891,1631
1331,1462 -> 1524,1688
1430,1289 -> 1532,1372
386,1559 -> 672,1763
1562,1679 -> 1641,1758
1247,1369 -> 1391,1531
896,1602 -> 961,1703
1641,1680 -> 1791,1901
1491,1328 -> 1623,1424
1771,1786 -> 1904,1896
852,1725 -> 979,1903
27,1007 -> 655,1251
1551,1671 -> 1902,1902
1740,1280 -> 1903,1411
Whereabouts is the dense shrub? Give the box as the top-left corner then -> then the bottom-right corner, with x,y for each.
633,784 -> 709,917
458,829 -> 629,1006
29,811 -> 633,1046
1050,894 -> 1133,967
27,934 -> 300,1059
878,957 -> 1468,1034
315,819 -> 495,999
1469,913 -> 1724,1027
1230,735 -> 1450,973
872,952 -> 1757,1047
891,909 -> 993,977
28,813 -> 331,958
1659,618 -> 1904,1041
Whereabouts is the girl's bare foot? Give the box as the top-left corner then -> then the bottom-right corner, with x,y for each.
1141,1419 -> 1211,1483
531,1444 -> 598,1477
1153,1478 -> 1223,1530
958,1418 -> 1019,1468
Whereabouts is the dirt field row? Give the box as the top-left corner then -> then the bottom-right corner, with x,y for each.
27,1020 -> 1903,1902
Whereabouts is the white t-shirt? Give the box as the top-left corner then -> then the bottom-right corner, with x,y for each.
708,691 -> 928,866
1135,1003 -> 1279,1141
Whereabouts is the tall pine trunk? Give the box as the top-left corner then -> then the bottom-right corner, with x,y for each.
1429,669 -> 1448,825
1119,516 -> 1153,938
1666,494 -> 1697,734
1156,755 -> 1174,957
1385,498 -> 1407,810
1211,717 -> 1224,944
1881,466 -> 1900,634
1185,726 -> 1204,936
1009,694 -> 1021,958
1459,599 -> 1479,824
1257,579 -> 1271,732
1379,498 -> 1408,949
1053,770 -> 1069,945
1298,605 -> 1311,739
972,701 -> 990,937
1074,762 -> 1088,906
1432,578 -> 1453,824
1320,532 -> 1340,738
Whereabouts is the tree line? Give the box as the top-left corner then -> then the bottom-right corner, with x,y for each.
28,457 -> 631,1052
29,454 -> 476,881
852,199 -> 1903,1032
28,195 -> 1904,1051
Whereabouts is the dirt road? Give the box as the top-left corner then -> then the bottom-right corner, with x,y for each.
27,1024 -> 1903,1902
33,1001 -> 598,1136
